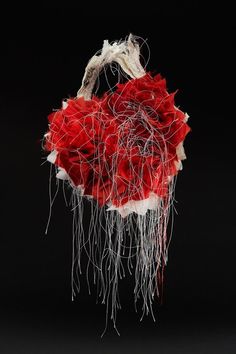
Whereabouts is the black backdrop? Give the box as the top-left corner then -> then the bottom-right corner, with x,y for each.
1,3 -> 236,353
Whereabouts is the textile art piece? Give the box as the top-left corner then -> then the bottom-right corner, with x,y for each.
44,34 -> 190,333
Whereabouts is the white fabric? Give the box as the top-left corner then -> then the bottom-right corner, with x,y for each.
184,112 -> 189,122
56,167 -> 68,180
106,192 -> 160,218
77,34 -> 146,100
47,150 -> 57,164
62,100 -> 68,109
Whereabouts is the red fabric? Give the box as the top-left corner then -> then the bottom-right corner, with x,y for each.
45,73 -> 190,207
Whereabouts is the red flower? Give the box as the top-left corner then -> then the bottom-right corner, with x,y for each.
45,73 -> 190,208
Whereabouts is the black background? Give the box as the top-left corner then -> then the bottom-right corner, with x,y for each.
1,2 -> 236,353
